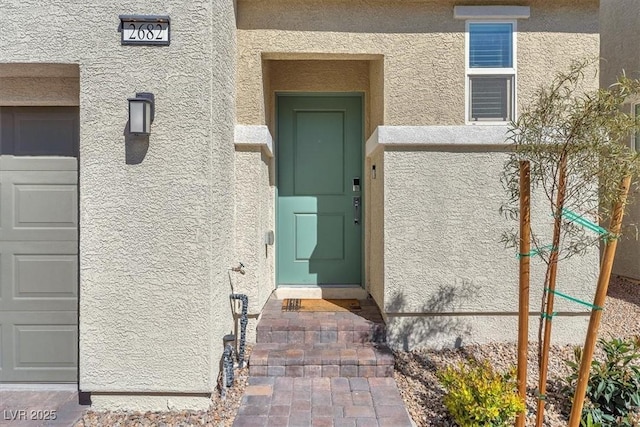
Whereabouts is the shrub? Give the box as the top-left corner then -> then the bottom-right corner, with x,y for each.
437,359 -> 526,427
564,336 -> 640,426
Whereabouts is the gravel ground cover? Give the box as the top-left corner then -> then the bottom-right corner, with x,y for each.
394,275 -> 640,427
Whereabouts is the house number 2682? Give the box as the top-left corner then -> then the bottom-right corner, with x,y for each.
128,23 -> 163,40
120,17 -> 170,45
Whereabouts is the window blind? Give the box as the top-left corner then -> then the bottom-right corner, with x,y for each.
469,23 -> 513,68
470,76 -> 512,121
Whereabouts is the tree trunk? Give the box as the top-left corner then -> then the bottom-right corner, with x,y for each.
568,175 -> 632,427
517,161 -> 531,427
536,153 -> 568,427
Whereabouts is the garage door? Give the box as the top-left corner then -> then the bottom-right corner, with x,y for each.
0,107 -> 78,382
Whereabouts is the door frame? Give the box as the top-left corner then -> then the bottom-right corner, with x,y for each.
274,92 -> 366,288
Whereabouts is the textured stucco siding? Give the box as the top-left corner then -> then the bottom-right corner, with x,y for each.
382,149 -> 599,349
233,147 -> 275,343
90,395 -> 212,412
614,187 -> 640,280
263,60 -> 372,133
0,77 -> 79,106
207,0 -> 237,396
600,0 -> 640,87
237,0 -> 460,128
387,315 -> 590,351
0,0 -> 236,409
600,0 -> 640,280
237,0 -> 599,129
369,59 -> 384,130
517,4 -> 599,110
367,149 -> 385,308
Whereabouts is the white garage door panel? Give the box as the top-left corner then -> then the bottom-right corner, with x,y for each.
0,311 -> 77,382
16,184 -> 76,225
16,254 -> 77,298
16,324 -> 77,366
0,106 -> 78,383
0,241 -> 78,312
0,169 -> 77,242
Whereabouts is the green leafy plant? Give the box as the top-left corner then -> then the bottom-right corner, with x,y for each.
564,336 -> 640,426
437,359 -> 526,427
581,412 -> 603,427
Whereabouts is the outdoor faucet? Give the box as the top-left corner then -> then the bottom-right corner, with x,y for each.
230,262 -> 245,275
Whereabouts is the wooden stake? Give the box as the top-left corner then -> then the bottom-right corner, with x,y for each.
536,154 -> 568,427
517,161 -> 531,427
568,175 -> 632,427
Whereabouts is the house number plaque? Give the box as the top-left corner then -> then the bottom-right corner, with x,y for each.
120,15 -> 170,46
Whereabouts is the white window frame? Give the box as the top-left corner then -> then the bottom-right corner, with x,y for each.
465,19 -> 517,125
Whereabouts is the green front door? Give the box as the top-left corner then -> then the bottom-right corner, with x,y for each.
277,94 -> 363,286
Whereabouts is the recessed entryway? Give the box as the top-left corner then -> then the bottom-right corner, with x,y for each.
259,56 -> 384,295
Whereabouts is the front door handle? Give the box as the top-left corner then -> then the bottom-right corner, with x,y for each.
353,197 -> 361,225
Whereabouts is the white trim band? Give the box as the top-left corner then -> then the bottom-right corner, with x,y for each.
365,125 -> 511,156
234,125 -> 274,157
454,6 -> 530,20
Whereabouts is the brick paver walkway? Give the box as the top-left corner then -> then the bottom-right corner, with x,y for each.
233,375 -> 413,427
233,297 -> 415,426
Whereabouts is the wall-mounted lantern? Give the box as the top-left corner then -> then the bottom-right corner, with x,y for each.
128,92 -> 155,135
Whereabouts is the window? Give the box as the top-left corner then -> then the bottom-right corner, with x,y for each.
466,21 -> 516,123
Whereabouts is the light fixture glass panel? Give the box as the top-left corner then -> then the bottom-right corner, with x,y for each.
144,101 -> 151,134
129,100 -> 145,134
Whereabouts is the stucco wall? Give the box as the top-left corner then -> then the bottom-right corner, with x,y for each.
237,0 -> 599,128
600,0 -> 640,280
0,0 -> 236,410
609,102 -> 640,282
600,0 -> 640,87
369,59 -> 384,131
262,59 -> 373,135
367,149 -> 385,307
614,187 -> 640,280
382,148 -> 600,349
0,77 -> 79,106
233,146 -> 275,343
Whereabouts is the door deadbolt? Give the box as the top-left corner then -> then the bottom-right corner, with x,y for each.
352,177 -> 360,192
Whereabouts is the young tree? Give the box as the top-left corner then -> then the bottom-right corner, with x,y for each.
501,59 -> 640,426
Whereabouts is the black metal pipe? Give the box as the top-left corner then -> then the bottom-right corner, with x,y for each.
230,293 -> 249,367
222,342 -> 234,392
